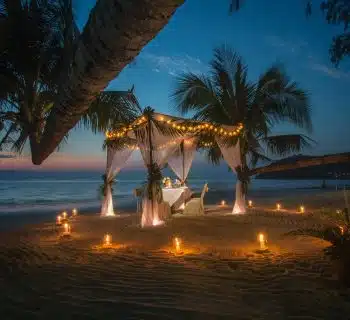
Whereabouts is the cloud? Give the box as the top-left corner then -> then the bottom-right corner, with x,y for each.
308,62 -> 350,79
141,53 -> 206,76
264,35 -> 308,54
265,35 -> 350,80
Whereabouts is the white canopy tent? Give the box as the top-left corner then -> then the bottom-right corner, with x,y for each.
102,110 -> 245,226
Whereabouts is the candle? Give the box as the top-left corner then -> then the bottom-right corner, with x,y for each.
258,233 -> 267,250
220,200 -> 226,206
72,208 -> 78,216
174,237 -> 181,253
276,203 -> 281,211
56,215 -> 62,225
248,200 -> 253,208
299,206 -> 305,213
62,211 -> 67,219
104,234 -> 112,246
63,223 -> 71,235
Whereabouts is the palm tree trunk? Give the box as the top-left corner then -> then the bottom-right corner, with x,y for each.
249,152 -> 350,176
31,0 -> 185,165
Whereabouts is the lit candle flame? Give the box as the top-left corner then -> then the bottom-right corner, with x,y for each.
174,237 -> 181,253
299,206 -> 305,213
258,233 -> 267,250
220,200 -> 226,206
276,203 -> 281,211
62,211 -> 67,219
63,223 -> 71,235
104,234 -> 111,246
72,208 -> 78,216
248,200 -> 253,208
56,215 -> 62,225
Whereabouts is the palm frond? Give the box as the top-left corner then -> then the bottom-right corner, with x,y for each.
81,90 -> 142,133
172,73 -> 221,117
11,129 -> 28,154
262,134 -> 314,157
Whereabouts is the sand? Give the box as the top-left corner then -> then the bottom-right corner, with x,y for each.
1,204 -> 350,320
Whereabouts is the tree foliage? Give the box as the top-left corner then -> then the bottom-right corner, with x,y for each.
172,45 -> 313,172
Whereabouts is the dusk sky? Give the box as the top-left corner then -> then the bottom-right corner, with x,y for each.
2,0 -> 350,170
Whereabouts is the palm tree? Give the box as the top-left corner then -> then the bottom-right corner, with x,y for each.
0,1 -> 141,154
172,45 -> 313,195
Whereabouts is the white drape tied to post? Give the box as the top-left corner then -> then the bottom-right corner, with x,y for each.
138,123 -> 180,227
216,137 -> 246,214
100,145 -> 134,216
168,137 -> 197,183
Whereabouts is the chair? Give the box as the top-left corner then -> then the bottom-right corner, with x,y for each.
183,183 -> 208,216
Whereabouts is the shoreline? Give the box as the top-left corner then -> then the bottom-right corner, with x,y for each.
0,187 -> 347,233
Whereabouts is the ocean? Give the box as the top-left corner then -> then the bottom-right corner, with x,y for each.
0,165 -> 349,231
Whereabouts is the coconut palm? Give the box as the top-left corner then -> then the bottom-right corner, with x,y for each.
172,45 -> 313,195
0,0 -> 141,154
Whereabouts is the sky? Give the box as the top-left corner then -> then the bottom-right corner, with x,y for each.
1,0 -> 350,170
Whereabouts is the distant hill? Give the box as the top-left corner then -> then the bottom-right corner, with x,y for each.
255,154 -> 350,180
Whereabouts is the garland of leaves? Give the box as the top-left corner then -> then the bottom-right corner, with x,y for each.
141,163 -> 163,202
235,165 -> 250,196
98,174 -> 115,198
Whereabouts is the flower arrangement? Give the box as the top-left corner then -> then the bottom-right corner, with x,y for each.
162,177 -> 172,188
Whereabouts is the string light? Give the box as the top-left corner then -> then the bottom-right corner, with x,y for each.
248,200 -> 253,208
106,114 -> 244,140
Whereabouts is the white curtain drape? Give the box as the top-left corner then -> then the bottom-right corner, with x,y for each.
216,137 -> 246,214
137,123 -> 180,227
100,146 -> 134,216
168,137 -> 197,183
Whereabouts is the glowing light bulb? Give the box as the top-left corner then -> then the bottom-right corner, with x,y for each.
174,237 -> 181,253
62,211 -> 67,219
258,233 -> 267,250
104,234 -> 112,246
56,215 -> 62,225
276,203 -> 281,211
220,200 -> 226,206
248,200 -> 253,208
72,208 -> 78,216
299,206 -> 305,213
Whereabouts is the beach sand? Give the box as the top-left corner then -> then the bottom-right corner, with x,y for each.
1,201 -> 350,319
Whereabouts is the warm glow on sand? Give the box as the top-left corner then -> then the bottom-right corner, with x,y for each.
258,233 -> 267,250
152,218 -> 164,226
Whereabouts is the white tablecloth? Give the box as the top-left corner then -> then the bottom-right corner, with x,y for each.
162,186 -> 192,209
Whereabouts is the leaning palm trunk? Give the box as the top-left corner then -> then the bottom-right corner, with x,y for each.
32,0 -> 185,165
